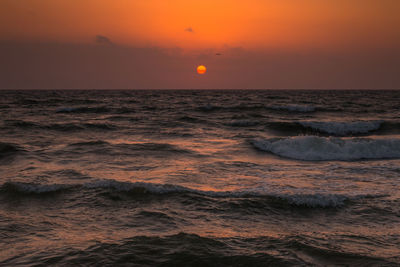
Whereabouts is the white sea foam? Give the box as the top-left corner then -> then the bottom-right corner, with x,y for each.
268,105 -> 316,112
299,121 -> 383,135
252,136 -> 400,161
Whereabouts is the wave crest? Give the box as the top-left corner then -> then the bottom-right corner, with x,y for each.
252,136 -> 400,161
299,121 -> 383,135
279,193 -> 348,207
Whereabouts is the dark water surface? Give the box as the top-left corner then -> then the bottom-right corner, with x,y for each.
1,90 -> 400,266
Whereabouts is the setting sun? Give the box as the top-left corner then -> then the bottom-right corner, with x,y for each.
197,65 -> 207,75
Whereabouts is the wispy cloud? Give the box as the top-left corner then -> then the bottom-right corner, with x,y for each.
184,27 -> 194,33
95,35 -> 113,45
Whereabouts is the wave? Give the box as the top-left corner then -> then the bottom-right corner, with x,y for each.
3,233 -> 293,266
4,120 -> 39,128
83,180 -> 194,194
252,136 -> 400,161
0,104 -> 10,109
5,120 -> 115,131
299,121 -> 383,135
197,103 -> 315,113
121,143 -> 193,153
49,123 -> 115,131
68,140 -> 110,147
280,193 -> 349,207
106,115 -> 138,122
12,98 -> 40,105
266,120 -> 400,136
56,106 -> 110,114
1,182 -> 74,194
2,231 -> 394,266
178,116 -> 207,124
0,180 -> 378,208
267,105 -> 316,112
197,104 -> 268,112
114,107 -> 136,114
227,120 -> 258,127
64,141 -> 194,156
63,99 -> 99,105
197,104 -> 221,112
0,142 -> 19,159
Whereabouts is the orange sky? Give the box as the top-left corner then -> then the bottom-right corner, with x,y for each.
1,0 -> 399,50
0,0 -> 399,89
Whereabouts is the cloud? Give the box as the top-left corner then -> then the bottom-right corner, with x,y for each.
184,27 -> 194,33
95,35 -> 113,45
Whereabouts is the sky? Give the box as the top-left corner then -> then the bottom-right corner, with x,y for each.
0,0 -> 399,89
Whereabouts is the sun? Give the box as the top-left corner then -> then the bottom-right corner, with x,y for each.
197,65 -> 207,75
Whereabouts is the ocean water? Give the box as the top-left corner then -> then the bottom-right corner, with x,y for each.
1,89 -> 400,266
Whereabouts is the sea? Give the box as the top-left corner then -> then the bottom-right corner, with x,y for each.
1,89 -> 400,266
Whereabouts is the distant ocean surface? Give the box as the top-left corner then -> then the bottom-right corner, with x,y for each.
1,90 -> 400,266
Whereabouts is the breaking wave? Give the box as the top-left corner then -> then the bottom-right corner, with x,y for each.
252,136 -> 400,161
